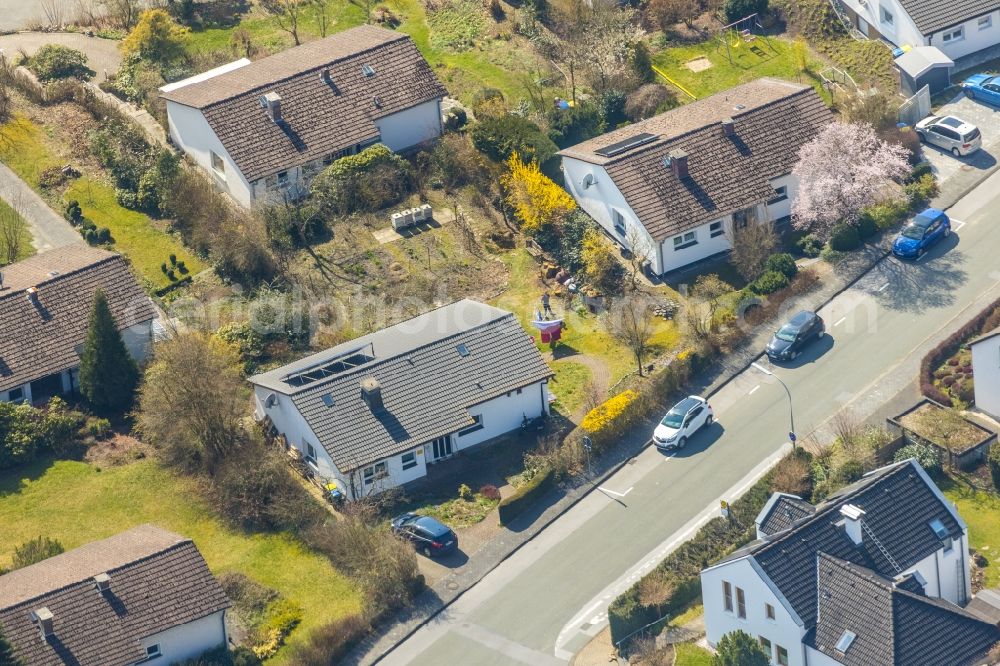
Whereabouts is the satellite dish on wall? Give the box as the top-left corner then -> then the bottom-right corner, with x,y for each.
582,173 -> 596,189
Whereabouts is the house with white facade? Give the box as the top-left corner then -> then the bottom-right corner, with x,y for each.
0,524 -> 230,665
971,326 -> 1000,419
558,79 -> 832,276
701,459 -> 999,666
250,300 -> 553,499
0,246 -> 155,404
160,25 -> 447,207
839,0 -> 1000,62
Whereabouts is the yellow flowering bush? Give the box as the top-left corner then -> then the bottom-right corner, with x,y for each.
501,152 -> 576,233
581,389 -> 640,438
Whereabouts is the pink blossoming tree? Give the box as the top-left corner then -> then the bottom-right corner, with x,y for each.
791,122 -> 911,239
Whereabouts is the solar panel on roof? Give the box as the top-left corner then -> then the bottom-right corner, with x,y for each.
593,132 -> 658,158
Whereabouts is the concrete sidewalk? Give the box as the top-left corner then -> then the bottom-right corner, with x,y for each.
0,162 -> 81,252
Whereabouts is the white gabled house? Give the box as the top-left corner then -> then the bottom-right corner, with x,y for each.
701,459 -> 998,666
558,79 -> 832,277
971,326 -> 1000,419
839,0 -> 1000,62
249,300 -> 553,499
159,25 -> 447,208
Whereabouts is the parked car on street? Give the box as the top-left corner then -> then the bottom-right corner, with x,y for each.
766,311 -> 825,362
391,513 -> 458,558
653,396 -> 713,450
892,208 -> 951,259
915,115 -> 981,156
961,74 -> 1000,106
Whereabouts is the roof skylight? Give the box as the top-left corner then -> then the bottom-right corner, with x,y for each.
835,630 -> 856,653
929,518 -> 948,540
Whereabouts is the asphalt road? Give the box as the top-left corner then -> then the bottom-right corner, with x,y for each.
380,175 -> 1000,665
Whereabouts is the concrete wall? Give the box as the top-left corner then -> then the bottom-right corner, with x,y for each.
702,558 -> 806,666
165,101 -> 255,207
928,11 -> 1000,60
973,336 -> 1000,418
137,610 -> 227,665
375,99 -> 443,152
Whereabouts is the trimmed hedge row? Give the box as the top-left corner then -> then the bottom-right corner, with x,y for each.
919,295 -> 1000,405
498,465 -> 555,525
607,460 -> 778,646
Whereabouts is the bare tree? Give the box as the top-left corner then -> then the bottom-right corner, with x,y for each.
105,0 -> 140,30
261,0 -> 303,45
624,224 -> 653,291
680,273 -> 731,349
312,0 -> 330,36
727,218 -> 778,282
73,0 -> 100,25
40,0 -> 66,28
0,193 -> 27,265
607,294 -> 656,376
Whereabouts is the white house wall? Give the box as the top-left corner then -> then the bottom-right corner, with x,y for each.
805,646 -> 846,666
928,11 -> 1000,60
840,0 -> 923,48
165,101 -> 255,207
137,610 -> 227,665
903,531 -> 971,605
701,558 -> 807,666
375,99 -> 443,152
973,337 -> 1000,418
455,381 -> 549,450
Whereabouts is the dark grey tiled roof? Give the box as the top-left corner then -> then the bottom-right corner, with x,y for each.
0,525 -> 230,666
161,25 -> 447,182
811,554 -> 998,666
898,0 -> 1000,35
747,460 -> 963,627
757,493 -> 816,537
0,246 -> 155,392
559,79 -> 833,241
251,300 -> 553,471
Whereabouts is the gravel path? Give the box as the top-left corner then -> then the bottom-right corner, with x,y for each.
0,162 -> 81,252
0,32 -> 122,78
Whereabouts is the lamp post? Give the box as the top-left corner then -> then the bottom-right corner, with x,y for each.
582,436 -> 594,477
751,362 -> 796,449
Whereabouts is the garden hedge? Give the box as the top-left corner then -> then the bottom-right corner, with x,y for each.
498,465 -> 555,525
919,295 -> 1000,405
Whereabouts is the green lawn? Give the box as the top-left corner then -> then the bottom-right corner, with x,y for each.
942,476 -> 1000,588
0,115 -> 205,288
550,359 -> 593,417
0,197 -> 35,263
652,37 -> 828,102
675,642 -> 714,665
0,458 -> 362,663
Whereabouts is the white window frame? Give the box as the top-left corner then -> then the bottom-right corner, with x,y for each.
768,185 -> 788,205
6,387 -> 24,403
304,442 -> 318,467
765,602 -> 775,620
880,5 -> 893,25
401,451 -> 418,470
736,586 -> 747,618
612,209 -> 626,236
210,151 -> 226,178
760,636 -> 772,657
458,414 -> 484,436
980,15 -> 993,30
723,581 -> 733,613
672,231 -> 697,250
277,170 -> 290,187
777,645 -> 789,666
363,461 -> 387,485
709,220 -> 725,238
144,644 -> 162,660
943,27 -> 965,42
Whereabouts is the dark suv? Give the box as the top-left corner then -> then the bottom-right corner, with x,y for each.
391,513 -> 458,558
766,310 -> 825,362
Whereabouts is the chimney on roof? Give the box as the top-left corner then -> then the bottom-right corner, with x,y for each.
26,286 -> 38,303
721,117 -> 735,137
94,572 -> 111,593
360,377 -> 383,412
319,68 -> 331,83
668,149 -> 689,179
260,91 -> 283,123
840,504 -> 866,545
33,607 -> 54,640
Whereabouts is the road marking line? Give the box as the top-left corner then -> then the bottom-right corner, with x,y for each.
452,622 -> 565,665
748,384 -> 760,395
598,486 -> 633,498
834,316 -> 847,327
877,282 -> 890,292
953,219 -> 966,230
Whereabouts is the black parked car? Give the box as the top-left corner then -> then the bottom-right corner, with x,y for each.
391,512 -> 458,558
766,310 -> 825,362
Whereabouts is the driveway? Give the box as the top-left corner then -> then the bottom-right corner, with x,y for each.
0,32 -> 121,79
0,162 -> 82,252
921,93 -> 1000,184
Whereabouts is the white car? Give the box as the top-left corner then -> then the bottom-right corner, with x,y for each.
652,395 -> 714,450
915,115 -> 982,157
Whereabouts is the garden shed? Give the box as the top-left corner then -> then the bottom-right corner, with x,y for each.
896,47 -> 953,97
888,399 -> 996,470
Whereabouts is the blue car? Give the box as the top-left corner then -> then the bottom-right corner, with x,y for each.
892,208 -> 951,259
961,73 -> 1000,105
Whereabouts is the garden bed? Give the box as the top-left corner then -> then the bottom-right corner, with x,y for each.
889,400 -> 997,470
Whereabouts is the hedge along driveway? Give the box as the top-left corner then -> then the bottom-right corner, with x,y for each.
0,115 -> 205,288
0,458 -> 363,663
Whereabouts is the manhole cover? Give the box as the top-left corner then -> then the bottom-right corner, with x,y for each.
447,581 -> 460,590
685,57 -> 712,72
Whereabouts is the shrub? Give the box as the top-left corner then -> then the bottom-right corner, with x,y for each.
795,233 -> 823,257
310,144 -> 411,215
581,228 -> 625,296
599,89 -> 627,129
989,443 -> 1000,492
547,103 -> 602,148
764,253 -> 797,279
27,45 -> 94,81
855,213 -> 878,239
829,222 -> 861,251
179,646 -> 261,666
471,114 -> 558,164
83,228 -> 97,244
715,630 -> 770,666
904,172 -> 939,208
96,227 -> 112,244
86,417 -> 112,438
479,484 -> 501,501
120,9 -> 188,65
430,133 -> 489,193
65,200 -> 83,224
919,297 -> 1000,403
10,536 -> 64,570
284,614 -> 370,666
749,270 -> 789,295
895,442 -> 942,476
581,389 -> 640,442
724,0 -> 768,23
498,464 -> 554,525
625,84 -> 676,121
502,153 -> 576,234
444,106 -> 467,131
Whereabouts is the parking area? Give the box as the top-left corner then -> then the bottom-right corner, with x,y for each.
921,93 -> 1000,183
